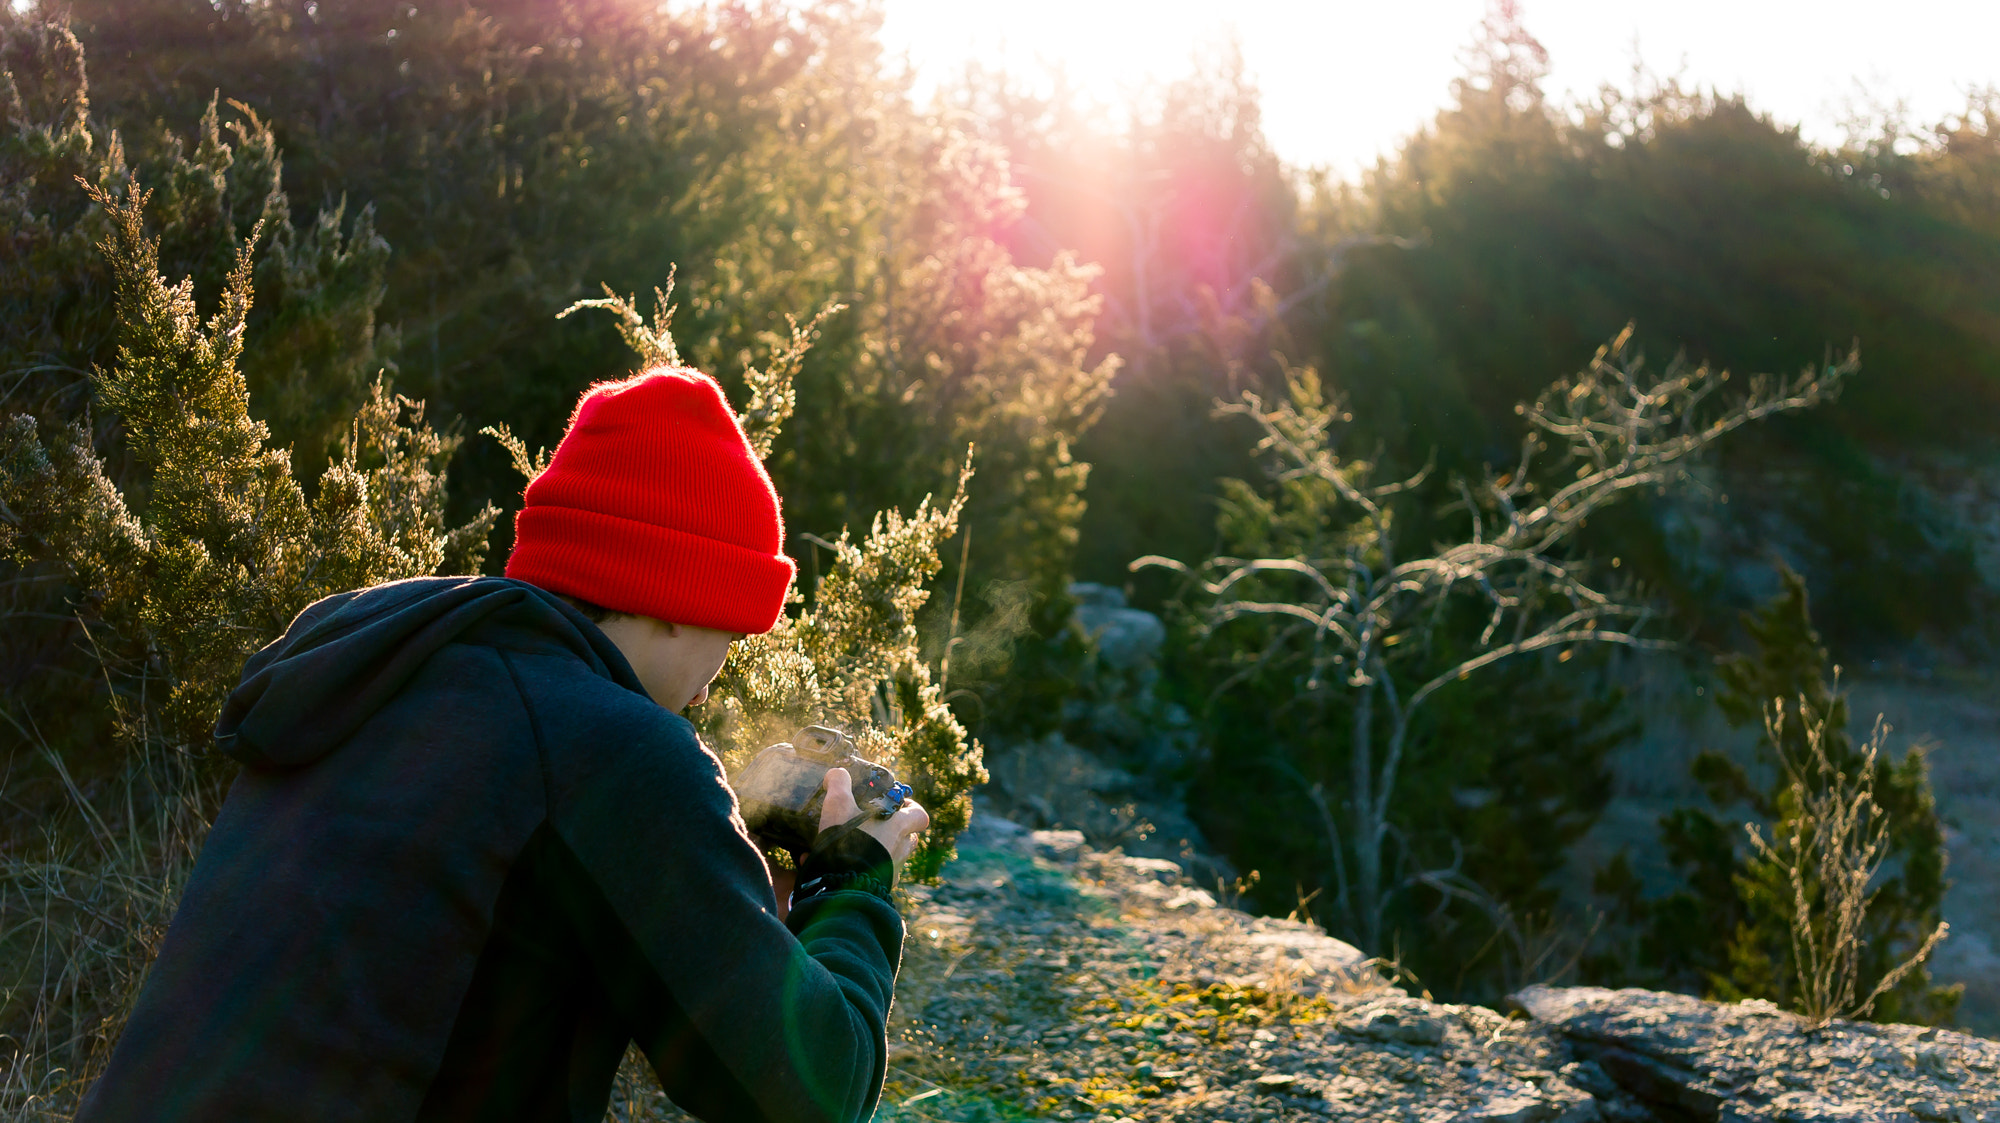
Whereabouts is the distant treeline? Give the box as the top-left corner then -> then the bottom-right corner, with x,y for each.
20,0 -> 2000,653
990,26 -> 2000,652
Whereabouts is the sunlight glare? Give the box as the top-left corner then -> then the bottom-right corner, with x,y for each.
881,0 -> 2000,176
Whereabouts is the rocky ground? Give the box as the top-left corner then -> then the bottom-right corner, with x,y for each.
613,814 -> 2000,1122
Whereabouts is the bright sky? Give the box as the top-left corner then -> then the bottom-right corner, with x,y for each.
878,0 -> 2000,176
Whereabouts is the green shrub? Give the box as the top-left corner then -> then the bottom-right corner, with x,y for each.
1,12 -> 401,781
44,0 -> 1118,663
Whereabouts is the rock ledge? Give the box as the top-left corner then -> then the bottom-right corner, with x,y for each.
1513,983 -> 2000,1122
619,817 -> 1998,1122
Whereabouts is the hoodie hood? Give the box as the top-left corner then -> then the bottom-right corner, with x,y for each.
215,576 -> 640,769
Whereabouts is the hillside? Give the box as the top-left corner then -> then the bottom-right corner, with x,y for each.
7,8 -> 2000,1115
613,814 -> 1999,1122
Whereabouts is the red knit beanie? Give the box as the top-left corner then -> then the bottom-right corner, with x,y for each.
504,366 -> 796,634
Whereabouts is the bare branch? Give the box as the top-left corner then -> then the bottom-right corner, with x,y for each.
1409,626 -> 1667,716
1155,324 -> 1845,953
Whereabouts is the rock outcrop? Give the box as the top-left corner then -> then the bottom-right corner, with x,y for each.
1512,984 -> 2000,1122
876,817 -> 1999,1123
614,814 -> 1998,1122
879,816 -> 1605,1122
1069,582 -> 1168,670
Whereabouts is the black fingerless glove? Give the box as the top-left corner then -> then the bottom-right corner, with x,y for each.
792,816 -> 897,907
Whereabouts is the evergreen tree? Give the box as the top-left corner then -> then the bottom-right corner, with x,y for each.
944,57 -> 1307,591
1,11 -> 392,455
39,2 -> 1121,744
2,12 -> 400,771
1295,35 -> 1997,650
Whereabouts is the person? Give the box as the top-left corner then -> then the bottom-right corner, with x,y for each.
75,367 -> 929,1123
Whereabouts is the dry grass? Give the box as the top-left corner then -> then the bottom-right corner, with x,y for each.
0,722 -> 217,1121
604,1047 -> 689,1122
1746,701 -> 1950,1030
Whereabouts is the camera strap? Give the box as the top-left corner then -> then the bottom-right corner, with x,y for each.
792,813 -> 897,906
805,811 -> 874,856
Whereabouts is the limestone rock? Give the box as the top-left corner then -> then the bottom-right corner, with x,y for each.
1069,582 -> 1167,669
1514,984 -> 2000,1121
870,820 -> 1607,1123
627,811 -> 1999,1123
1343,996 -> 1450,1045
1029,828 -> 1087,863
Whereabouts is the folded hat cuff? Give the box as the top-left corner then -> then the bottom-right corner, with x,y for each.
506,505 -> 795,634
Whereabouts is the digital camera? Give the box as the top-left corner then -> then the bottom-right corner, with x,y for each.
732,725 -> 911,854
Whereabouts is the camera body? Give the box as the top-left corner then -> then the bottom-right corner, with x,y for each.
732,725 -> 910,854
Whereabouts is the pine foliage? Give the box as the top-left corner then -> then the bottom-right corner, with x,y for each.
4,185 -> 496,749
1277,10 -> 1998,651
1,14 -> 392,454
860,130 -> 1116,602
40,1 -> 1117,647
711,477 -> 983,884
2,12 -> 404,774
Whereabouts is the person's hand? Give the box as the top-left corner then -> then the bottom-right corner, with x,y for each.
819,766 -> 929,865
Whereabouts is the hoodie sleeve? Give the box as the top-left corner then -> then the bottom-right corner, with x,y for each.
511,654 -> 901,1123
